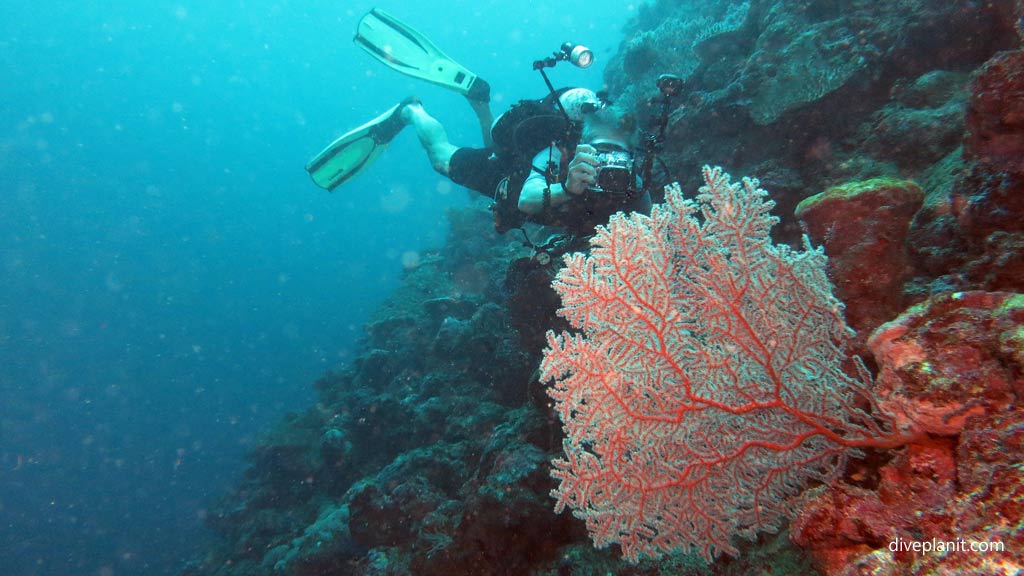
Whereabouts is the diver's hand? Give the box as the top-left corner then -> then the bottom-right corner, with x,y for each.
565,144 -> 598,195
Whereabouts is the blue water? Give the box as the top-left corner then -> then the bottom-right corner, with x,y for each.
0,1 -> 639,574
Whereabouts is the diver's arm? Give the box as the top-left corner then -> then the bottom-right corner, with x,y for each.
519,147 -> 569,215
518,145 -> 598,215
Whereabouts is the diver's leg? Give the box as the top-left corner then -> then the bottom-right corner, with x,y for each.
401,103 -> 459,175
467,97 -> 494,148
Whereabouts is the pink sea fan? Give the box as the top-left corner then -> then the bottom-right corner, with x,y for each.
542,166 -> 911,562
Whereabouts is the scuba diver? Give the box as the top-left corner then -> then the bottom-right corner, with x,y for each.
306,8 -> 655,239
307,9 -> 682,354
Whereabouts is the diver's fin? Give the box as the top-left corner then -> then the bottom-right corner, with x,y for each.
354,8 -> 490,102
305,99 -> 414,191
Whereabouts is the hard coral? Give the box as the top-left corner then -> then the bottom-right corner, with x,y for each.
795,178 -> 924,336
869,291 -> 1023,435
791,437 -> 958,575
964,49 -> 1024,172
792,290 -> 1024,575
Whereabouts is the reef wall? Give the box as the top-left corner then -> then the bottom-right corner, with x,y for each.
187,1 -> 1024,574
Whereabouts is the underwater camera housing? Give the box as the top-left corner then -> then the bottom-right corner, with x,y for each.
529,40 -> 682,200
590,149 -> 636,195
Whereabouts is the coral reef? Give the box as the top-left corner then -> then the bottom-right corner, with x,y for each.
795,178 -> 923,336
791,291 -> 1024,575
543,168 -> 915,562
898,49 -> 1024,301
964,50 -> 1024,172
187,1 -> 1024,574
608,0 -> 1020,225
184,204 -> 562,576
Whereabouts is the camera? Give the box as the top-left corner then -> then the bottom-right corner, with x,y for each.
590,150 -> 636,195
